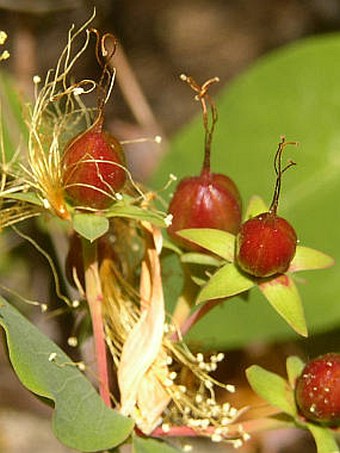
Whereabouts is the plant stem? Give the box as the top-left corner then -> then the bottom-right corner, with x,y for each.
171,264 -> 198,335
82,238 -> 111,407
152,411 -> 292,439
172,299 -> 221,341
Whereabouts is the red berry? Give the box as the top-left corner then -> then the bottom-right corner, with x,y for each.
236,137 -> 298,277
167,75 -> 242,250
295,353 -> 340,426
236,212 -> 297,277
168,170 -> 242,249
62,118 -> 126,209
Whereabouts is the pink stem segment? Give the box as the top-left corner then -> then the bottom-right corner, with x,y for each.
82,238 -> 111,407
171,299 -> 221,342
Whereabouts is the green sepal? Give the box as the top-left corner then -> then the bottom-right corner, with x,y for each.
246,365 -> 297,417
289,246 -> 335,272
306,423 -> 340,453
244,195 -> 268,220
176,228 -> 235,261
286,355 -> 305,388
197,263 -> 255,304
259,274 -> 307,337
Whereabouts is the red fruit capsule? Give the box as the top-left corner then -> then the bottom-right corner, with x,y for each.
236,212 -> 297,277
167,75 -> 242,250
295,353 -> 340,426
62,117 -> 126,210
168,171 -> 242,247
236,137 -> 298,278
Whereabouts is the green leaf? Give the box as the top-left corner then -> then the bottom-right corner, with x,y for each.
152,34 -> 340,348
73,213 -> 109,241
0,297 -> 134,451
306,423 -> 340,453
132,436 -> 181,453
289,246 -> 335,272
244,195 -> 268,220
246,365 -> 296,417
259,274 -> 307,337
106,202 -> 167,227
197,263 -> 255,303
286,355 -> 305,388
176,228 -> 235,261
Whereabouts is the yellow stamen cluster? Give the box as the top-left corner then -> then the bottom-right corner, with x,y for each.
0,14 -> 97,228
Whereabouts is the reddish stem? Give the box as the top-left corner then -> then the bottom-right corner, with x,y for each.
82,238 -> 111,407
171,299 -> 221,342
151,410 -> 290,439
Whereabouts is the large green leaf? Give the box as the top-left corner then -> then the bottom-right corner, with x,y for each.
152,34 -> 340,348
0,297 -> 134,451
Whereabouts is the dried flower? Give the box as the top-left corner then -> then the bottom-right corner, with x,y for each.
102,222 -> 245,444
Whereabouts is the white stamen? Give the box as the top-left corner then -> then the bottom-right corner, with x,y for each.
48,352 -> 57,362
67,336 -> 78,347
73,87 -> 85,96
0,31 -> 8,44
164,214 -> 173,227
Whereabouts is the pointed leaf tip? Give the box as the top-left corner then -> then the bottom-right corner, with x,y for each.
197,263 -> 255,304
259,275 -> 308,337
289,246 -> 335,273
286,355 -> 305,388
177,228 -> 236,261
244,195 -> 268,220
73,213 -> 109,242
246,365 -> 296,417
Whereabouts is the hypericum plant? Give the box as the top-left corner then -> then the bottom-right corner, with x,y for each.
174,151 -> 333,339
236,137 -> 297,277
0,12 -> 338,453
247,355 -> 340,453
0,15 -> 248,453
62,31 -> 127,210
167,74 -> 242,249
